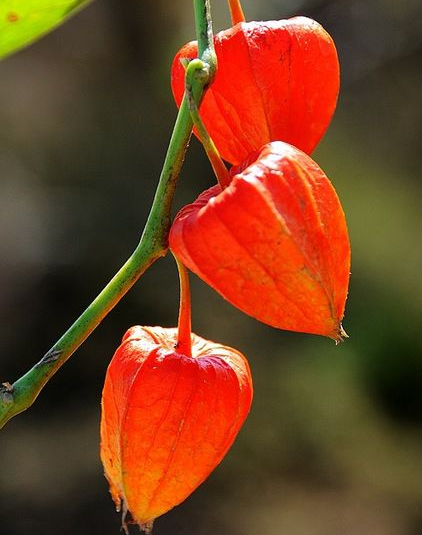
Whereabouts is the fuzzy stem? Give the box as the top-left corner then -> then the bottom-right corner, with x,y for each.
174,255 -> 192,358
0,0 -> 217,430
228,0 -> 246,24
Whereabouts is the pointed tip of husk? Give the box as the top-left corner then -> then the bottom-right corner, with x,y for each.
139,520 -> 154,534
333,323 -> 349,345
119,502 -> 155,534
121,500 -> 129,535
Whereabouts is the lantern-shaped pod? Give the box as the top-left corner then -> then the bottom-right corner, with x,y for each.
171,17 -> 339,165
100,326 -> 253,531
170,141 -> 350,341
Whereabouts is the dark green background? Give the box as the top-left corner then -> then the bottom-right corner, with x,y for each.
1,0 -> 421,533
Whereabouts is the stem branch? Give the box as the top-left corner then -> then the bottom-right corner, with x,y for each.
228,0 -> 246,25
0,0 -> 217,430
185,59 -> 231,189
174,255 -> 192,358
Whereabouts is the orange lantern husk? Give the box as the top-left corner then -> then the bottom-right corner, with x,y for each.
171,17 -> 340,165
169,141 -> 351,341
100,325 -> 253,532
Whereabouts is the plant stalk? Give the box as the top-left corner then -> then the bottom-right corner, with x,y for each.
228,0 -> 246,24
174,255 -> 192,358
185,59 -> 231,189
0,0 -> 217,430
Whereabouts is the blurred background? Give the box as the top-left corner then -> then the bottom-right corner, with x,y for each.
1,0 -> 422,533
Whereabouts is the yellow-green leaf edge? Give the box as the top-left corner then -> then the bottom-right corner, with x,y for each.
0,0 -> 94,61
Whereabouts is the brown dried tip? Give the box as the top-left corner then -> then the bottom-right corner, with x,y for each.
334,324 -> 349,345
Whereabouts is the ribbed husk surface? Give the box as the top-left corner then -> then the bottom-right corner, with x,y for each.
171,17 -> 339,165
170,142 -> 350,340
100,326 -> 253,531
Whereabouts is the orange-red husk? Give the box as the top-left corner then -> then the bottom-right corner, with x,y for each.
169,141 -> 351,341
171,17 -> 339,165
100,326 -> 253,530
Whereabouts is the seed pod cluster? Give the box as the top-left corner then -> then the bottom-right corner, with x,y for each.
101,8 -> 351,531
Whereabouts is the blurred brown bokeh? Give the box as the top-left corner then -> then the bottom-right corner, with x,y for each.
1,0 -> 422,534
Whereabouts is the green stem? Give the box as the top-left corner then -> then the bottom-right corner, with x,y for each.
0,0 -> 217,430
185,59 -> 231,189
194,0 -> 216,74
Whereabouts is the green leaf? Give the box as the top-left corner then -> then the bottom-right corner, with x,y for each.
0,0 -> 94,61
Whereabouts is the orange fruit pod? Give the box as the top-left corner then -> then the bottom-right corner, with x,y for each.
100,325 -> 253,532
169,141 -> 351,341
171,16 -> 340,165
